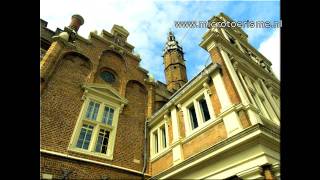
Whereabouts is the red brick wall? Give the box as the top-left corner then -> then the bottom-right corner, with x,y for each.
238,110 -> 251,128
41,153 -> 143,179
94,51 -> 127,91
41,35 -> 151,177
209,47 -> 241,105
177,110 -> 186,139
167,118 -> 173,145
164,50 -> 187,92
182,121 -> 227,159
41,54 -> 91,153
114,80 -> 147,170
210,83 -> 222,116
151,152 -> 173,175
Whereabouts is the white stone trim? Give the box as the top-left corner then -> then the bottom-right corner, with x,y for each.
211,71 -> 232,110
259,79 -> 280,118
181,89 -> 217,137
150,120 -> 170,160
236,165 -> 264,179
210,70 -> 243,137
237,71 -> 262,125
172,144 -> 183,165
68,86 -> 123,160
220,28 -> 229,40
42,173 -> 53,180
154,124 -> 279,179
149,63 -> 221,125
204,88 -> 216,119
253,80 -> 279,125
170,108 -> 180,142
223,111 -> 243,137
220,49 -> 250,106
219,48 -> 265,126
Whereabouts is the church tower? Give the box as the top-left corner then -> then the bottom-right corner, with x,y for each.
163,31 -> 188,93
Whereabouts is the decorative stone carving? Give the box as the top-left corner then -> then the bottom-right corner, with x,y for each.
81,90 -> 89,100
203,82 -> 212,95
114,36 -> 125,47
232,61 -> 239,71
177,104 -> 182,112
120,103 -> 125,114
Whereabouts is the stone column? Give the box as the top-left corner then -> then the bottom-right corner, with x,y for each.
260,79 -> 280,117
211,70 -> 243,137
170,107 -> 183,164
237,71 -> 262,125
220,49 -> 262,126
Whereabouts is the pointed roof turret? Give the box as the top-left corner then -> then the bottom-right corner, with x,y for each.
163,31 -> 183,56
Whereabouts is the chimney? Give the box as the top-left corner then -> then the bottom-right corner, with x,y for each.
68,14 -> 84,32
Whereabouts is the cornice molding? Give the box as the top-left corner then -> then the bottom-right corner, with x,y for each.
81,83 -> 129,105
200,31 -> 279,84
151,123 -> 280,179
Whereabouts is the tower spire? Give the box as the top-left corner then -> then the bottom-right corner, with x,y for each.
163,31 -> 183,56
163,31 -> 188,93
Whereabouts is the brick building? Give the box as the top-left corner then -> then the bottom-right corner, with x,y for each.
40,13 -> 280,179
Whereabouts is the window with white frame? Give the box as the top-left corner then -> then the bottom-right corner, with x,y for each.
183,90 -> 215,135
69,93 -> 121,159
151,122 -> 168,157
153,130 -> 159,154
188,104 -> 199,130
199,97 -> 211,122
75,99 -> 116,153
160,125 -> 167,149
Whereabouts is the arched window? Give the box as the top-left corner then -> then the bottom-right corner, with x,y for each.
100,71 -> 116,83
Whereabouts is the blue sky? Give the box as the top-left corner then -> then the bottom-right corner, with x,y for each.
40,0 -> 280,82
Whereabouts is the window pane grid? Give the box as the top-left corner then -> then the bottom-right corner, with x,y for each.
189,105 -> 198,130
154,131 -> 158,154
86,101 -> 100,121
160,126 -> 167,149
76,124 -> 94,150
95,129 -> 110,154
102,106 -> 114,125
75,98 -> 119,156
199,98 -> 210,122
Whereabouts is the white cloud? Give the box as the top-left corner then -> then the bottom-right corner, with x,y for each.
41,0 -> 279,82
40,0 -> 188,82
258,28 -> 280,79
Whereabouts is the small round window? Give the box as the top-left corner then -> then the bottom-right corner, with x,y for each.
100,71 -> 116,83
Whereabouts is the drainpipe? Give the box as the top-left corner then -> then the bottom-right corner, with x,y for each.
142,119 -> 149,179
